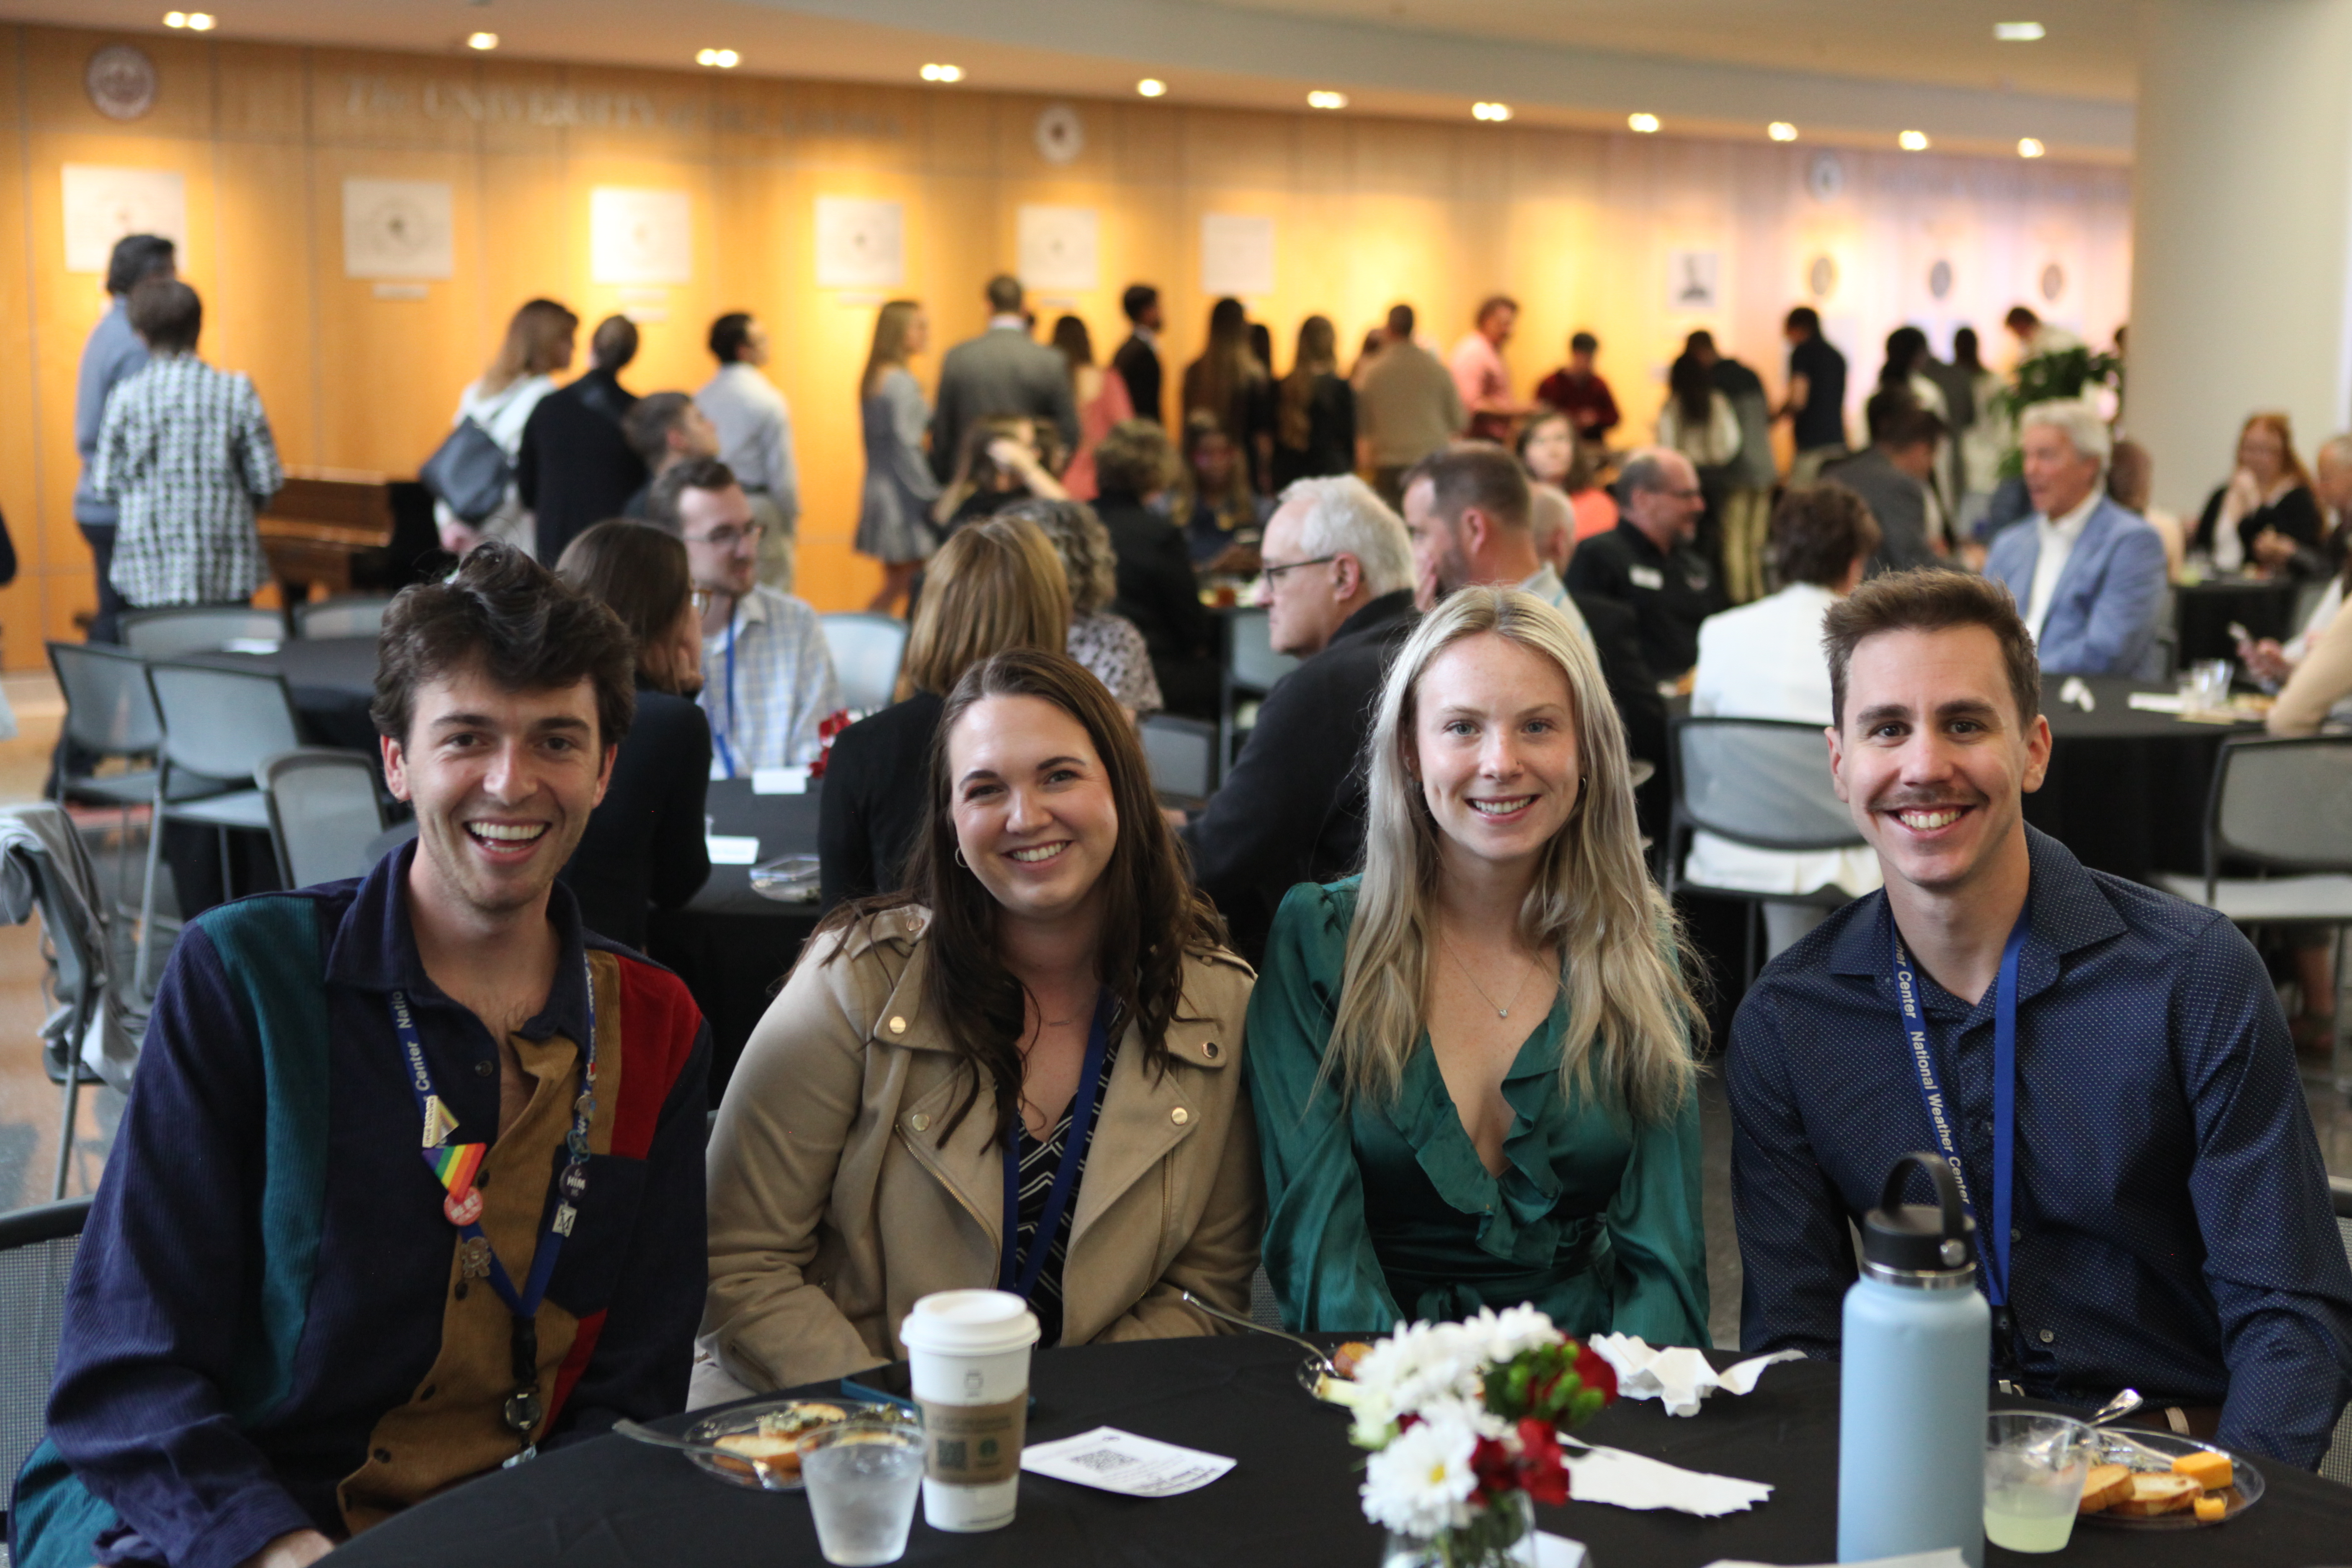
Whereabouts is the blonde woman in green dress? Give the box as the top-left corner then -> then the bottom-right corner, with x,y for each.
1246,586 -> 1709,1344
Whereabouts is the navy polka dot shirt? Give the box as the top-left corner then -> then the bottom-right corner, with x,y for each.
1728,826 -> 2352,1468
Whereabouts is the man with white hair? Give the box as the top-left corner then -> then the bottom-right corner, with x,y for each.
1983,400 -> 2167,678
1181,475 -> 1417,964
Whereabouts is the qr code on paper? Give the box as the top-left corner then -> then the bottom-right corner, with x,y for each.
1067,1449 -> 1140,1473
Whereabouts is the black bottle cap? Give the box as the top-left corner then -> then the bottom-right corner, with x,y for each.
1861,1152 -> 1977,1277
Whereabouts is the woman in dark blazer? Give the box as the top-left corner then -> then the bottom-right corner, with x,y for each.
552,521 -> 712,950
2193,411 -> 2333,579
817,513 -> 1072,910
1090,419 -> 1221,720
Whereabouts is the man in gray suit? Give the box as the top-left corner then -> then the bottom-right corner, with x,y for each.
1823,391 -> 1947,575
929,274 -> 1081,484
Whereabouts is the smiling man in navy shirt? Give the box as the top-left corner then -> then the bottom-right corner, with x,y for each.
1729,567 -> 2352,1467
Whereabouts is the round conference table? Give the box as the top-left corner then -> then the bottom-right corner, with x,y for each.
2026,674 -> 2265,885
2174,577 -> 2300,670
326,1334 -> 2352,1568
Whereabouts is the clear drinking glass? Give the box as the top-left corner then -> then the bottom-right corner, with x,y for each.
1983,1411 -> 2093,1553
801,1421 -> 927,1566
2179,658 -> 2233,713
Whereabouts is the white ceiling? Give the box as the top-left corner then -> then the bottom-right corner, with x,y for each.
0,0 -> 2140,157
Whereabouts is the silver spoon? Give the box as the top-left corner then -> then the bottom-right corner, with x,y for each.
1180,1289 -> 1341,1377
613,1418 -> 793,1489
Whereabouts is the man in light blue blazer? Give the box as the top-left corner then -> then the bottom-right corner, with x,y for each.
1983,400 -> 2168,679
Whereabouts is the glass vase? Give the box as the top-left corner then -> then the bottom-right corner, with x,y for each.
1380,1491 -> 1539,1568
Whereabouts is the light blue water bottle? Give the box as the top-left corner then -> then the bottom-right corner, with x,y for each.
1838,1153 -> 1991,1568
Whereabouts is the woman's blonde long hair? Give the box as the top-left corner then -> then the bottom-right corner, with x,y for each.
1327,588 -> 1702,1124
860,299 -> 924,399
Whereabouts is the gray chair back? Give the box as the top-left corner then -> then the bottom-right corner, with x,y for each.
0,1196 -> 92,1524
1248,1264 -> 1284,1331
145,663 -> 304,783
121,606 -> 284,658
48,641 -> 162,757
819,612 -> 908,715
2325,1181 -> 2352,1486
260,749 -> 386,889
1227,606 -> 1298,694
1673,717 -> 1859,854
294,598 -> 392,640
1140,714 -> 1218,800
2205,736 -> 2352,875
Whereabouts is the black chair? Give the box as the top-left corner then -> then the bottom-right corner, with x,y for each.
1139,713 -> 1219,812
0,1195 -> 93,1547
1662,715 -> 1866,986
1218,606 -> 1298,774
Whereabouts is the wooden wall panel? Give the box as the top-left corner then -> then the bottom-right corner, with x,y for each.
0,22 -> 2133,666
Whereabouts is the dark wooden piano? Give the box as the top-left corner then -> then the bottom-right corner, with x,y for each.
257,468 -> 440,606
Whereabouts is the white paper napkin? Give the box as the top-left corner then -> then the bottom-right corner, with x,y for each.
1532,1531 -> 1587,1568
1019,1426 -> 1235,1497
750,766 -> 810,795
1587,1335 -> 1802,1418
1562,1444 -> 1772,1516
705,835 -> 760,865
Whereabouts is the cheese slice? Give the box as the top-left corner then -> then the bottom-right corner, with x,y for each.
2171,1449 -> 2233,1492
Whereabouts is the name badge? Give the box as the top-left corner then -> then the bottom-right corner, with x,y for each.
1629,565 -> 1665,591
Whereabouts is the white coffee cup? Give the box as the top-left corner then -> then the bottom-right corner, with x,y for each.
898,1289 -> 1040,1532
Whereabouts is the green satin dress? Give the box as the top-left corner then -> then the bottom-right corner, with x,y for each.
1244,879 -> 1710,1344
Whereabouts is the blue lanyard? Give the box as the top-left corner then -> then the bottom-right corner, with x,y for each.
998,992 -> 1114,1304
391,959 -> 597,1322
710,611 -> 740,779
1890,910 -> 2029,1306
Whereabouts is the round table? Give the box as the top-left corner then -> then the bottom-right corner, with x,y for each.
190,634 -> 383,752
2029,676 -> 2264,884
325,1334 -> 2352,1568
2175,577 -> 2299,668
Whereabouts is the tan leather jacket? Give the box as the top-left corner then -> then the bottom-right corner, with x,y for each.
705,904 -> 1263,1390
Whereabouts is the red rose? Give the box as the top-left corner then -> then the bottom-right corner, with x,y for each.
1573,1343 -> 1618,1404
1514,1418 -> 1571,1506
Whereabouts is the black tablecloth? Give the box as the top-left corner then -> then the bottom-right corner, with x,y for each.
327,1335 -> 2352,1568
2028,676 -> 2262,884
2177,578 -> 2298,668
646,776 -> 822,1099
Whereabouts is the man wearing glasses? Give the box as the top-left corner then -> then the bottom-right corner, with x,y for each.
647,458 -> 840,777
1180,475 -> 1417,966
1565,446 -> 1719,682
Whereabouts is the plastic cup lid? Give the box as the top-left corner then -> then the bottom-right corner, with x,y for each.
899,1289 -> 1041,1355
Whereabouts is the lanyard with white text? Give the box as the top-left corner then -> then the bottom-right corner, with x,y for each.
998,991 -> 1113,1304
1890,910 -> 2028,1306
711,612 -> 740,779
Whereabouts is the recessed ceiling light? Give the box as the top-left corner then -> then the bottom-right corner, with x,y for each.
466,31 -> 498,50
1627,112 -> 1660,134
919,62 -> 964,83
1472,102 -> 1512,122
167,10 -> 215,28
696,48 -> 739,68
1768,121 -> 1798,142
2017,137 -> 2046,158
1994,21 -> 2047,41
1307,90 -> 1349,110
1137,78 -> 1167,98
163,10 -> 186,25
1898,129 -> 1930,151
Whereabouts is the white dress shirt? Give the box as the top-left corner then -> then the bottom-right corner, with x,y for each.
697,363 -> 799,528
1684,583 -> 1883,900
700,584 -> 841,776
2023,488 -> 2102,643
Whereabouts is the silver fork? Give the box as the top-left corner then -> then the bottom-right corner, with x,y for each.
1180,1289 -> 1342,1378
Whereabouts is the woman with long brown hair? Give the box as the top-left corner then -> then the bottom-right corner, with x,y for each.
436,297 -> 577,556
1248,588 -> 1707,1341
1271,314 -> 1355,491
820,513 -> 1073,909
1181,296 -> 1275,495
1051,314 -> 1134,502
2195,410 -> 2329,578
552,519 -> 712,949
704,648 -> 1261,1395
856,298 -> 943,614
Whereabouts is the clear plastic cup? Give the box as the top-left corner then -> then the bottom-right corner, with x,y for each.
801,1422 -> 926,1566
1984,1411 -> 2093,1553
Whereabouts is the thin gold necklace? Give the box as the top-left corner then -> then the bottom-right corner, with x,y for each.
1442,938 -> 1551,1021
